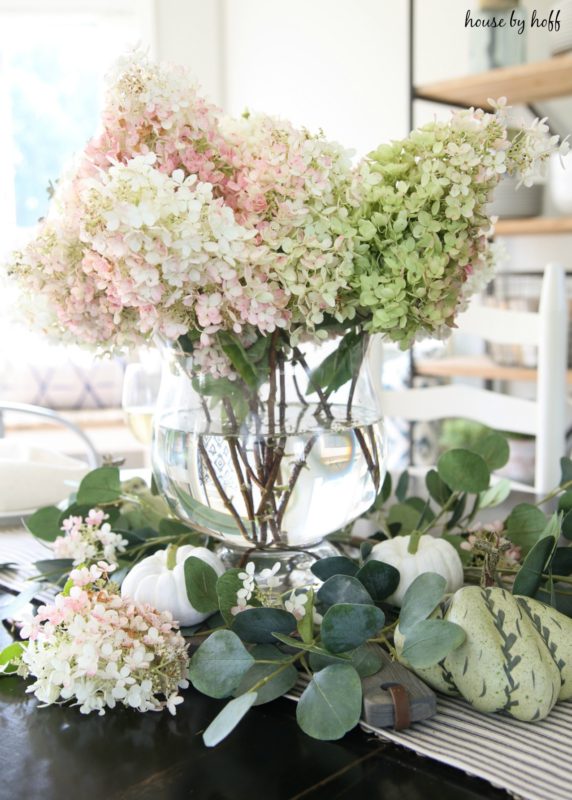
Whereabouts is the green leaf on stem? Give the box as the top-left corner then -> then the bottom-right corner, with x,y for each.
188,630 -> 255,698
551,547 -> 572,576
478,479 -> 511,510
77,467 -> 121,505
472,433 -> 510,471
558,491 -> 572,514
233,645 -> 298,705
426,469 -> 452,507
387,503 -> 421,535
395,470 -> 409,502
216,568 -> 259,626
296,664 -> 362,740
310,556 -> 359,581
316,575 -> 374,611
231,607 -> 297,644
513,516 -> 559,597
437,449 -> 490,493
0,642 -> 25,675
217,331 -> 259,389
271,632 -> 349,659
203,692 -> 258,747
34,559 -> 73,584
184,556 -> 219,614
25,506 -> 62,542
560,456 -> 572,487
399,573 -> 446,635
297,590 -> 315,645
445,494 -> 467,530
320,603 -> 385,654
306,330 -> 362,397
373,472 -> 392,509
309,642 -> 384,678
355,560 -> 400,602
401,619 -> 465,668
505,503 -> 549,550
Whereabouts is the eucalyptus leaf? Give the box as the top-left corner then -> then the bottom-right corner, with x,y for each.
505,503 -> 548,550
25,506 -> 62,542
445,494 -> 467,530
217,331 -> 258,389
473,433 -> 510,471
231,607 -> 297,644
77,467 -> 121,505
395,470 -> 409,502
437,449 -> 490,493
426,469 -> 452,506
355,560 -> 400,602
271,633 -> 349,659
188,630 -> 254,698
309,642 -> 384,678
401,619 -> 465,668
399,572 -> 447,635
513,524 -> 558,597
203,692 -> 258,747
558,491 -> 572,514
216,568 -> 260,626
159,518 -> 196,537
478,479 -> 511,510
551,547 -> 572,576
296,589 -> 314,645
562,509 -> 572,540
184,556 -> 219,614
34,559 -> 74,584
387,503 -> 421,535
560,456 -> 572,487
233,645 -> 298,705
373,472 -> 392,509
296,664 -> 362,740
306,330 -> 362,396
0,642 -> 25,675
310,556 -> 358,581
316,575 -> 374,611
320,603 -> 385,654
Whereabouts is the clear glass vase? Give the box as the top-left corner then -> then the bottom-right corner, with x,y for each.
152,333 -> 386,554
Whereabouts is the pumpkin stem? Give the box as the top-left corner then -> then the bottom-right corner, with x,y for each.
166,544 -> 178,570
407,530 -> 422,554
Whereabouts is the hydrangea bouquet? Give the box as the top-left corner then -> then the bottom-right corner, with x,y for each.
7,51 -> 567,550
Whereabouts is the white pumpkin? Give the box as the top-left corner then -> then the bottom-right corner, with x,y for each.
121,545 -> 225,626
368,535 -> 464,606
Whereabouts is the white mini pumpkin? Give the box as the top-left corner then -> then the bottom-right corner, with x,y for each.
368,534 -> 464,606
121,544 -> 225,626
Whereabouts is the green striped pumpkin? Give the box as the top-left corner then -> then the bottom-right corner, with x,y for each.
395,586 -> 572,722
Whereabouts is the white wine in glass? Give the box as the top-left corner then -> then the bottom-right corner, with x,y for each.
122,362 -> 161,445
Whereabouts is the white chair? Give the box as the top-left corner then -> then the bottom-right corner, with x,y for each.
371,263 -> 570,495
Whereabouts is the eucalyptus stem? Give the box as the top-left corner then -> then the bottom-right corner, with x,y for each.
419,491 -> 459,535
536,479 -> 572,507
247,650 -> 305,694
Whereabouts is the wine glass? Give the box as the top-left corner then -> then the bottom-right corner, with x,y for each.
122,357 -> 161,446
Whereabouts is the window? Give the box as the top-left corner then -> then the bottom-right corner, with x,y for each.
0,0 -> 155,254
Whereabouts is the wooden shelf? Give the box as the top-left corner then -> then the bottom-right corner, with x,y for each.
415,355 -> 572,384
415,54 -> 572,109
493,217 -> 572,236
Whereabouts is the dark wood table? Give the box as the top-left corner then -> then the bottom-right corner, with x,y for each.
0,616 -> 510,800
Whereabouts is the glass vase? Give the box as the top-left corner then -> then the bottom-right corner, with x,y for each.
152,332 -> 385,563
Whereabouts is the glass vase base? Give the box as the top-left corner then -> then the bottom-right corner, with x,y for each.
214,539 -> 341,591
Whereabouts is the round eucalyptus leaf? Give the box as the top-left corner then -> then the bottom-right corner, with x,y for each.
309,642 -> 384,678
231,607 -> 297,644
425,469 -> 452,506
505,503 -> 548,550
184,556 -> 219,614
203,692 -> 257,747
355,560 -> 399,602
296,664 -> 362,740
437,449 -> 490,493
188,630 -> 254,698
310,556 -> 359,581
473,433 -> 510,471
321,603 -> 384,654
316,575 -> 374,611
399,572 -> 446,635
233,645 -> 298,705
401,619 -> 465,668
513,532 -> 558,598
77,467 -> 121,505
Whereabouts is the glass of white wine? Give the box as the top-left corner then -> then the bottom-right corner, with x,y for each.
122,360 -> 161,446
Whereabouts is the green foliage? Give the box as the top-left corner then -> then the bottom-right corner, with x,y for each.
217,331 -> 259,389
306,330 -> 363,397
354,560 -> 399,602
77,467 -> 121,505
309,643 -> 384,678
203,692 -> 258,747
505,503 -> 549,550
425,469 -> 452,506
400,619 -> 466,668
316,575 -> 374,610
399,573 -> 447,635
25,506 -> 62,541
437,449 -> 490,493
320,603 -> 384,653
310,556 -> 358,581
296,664 -> 362,740
233,645 -> 298,705
184,557 -> 219,614
188,630 -> 254,698
231,608 -> 297,644
472,433 -> 510,471
0,642 -> 25,675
